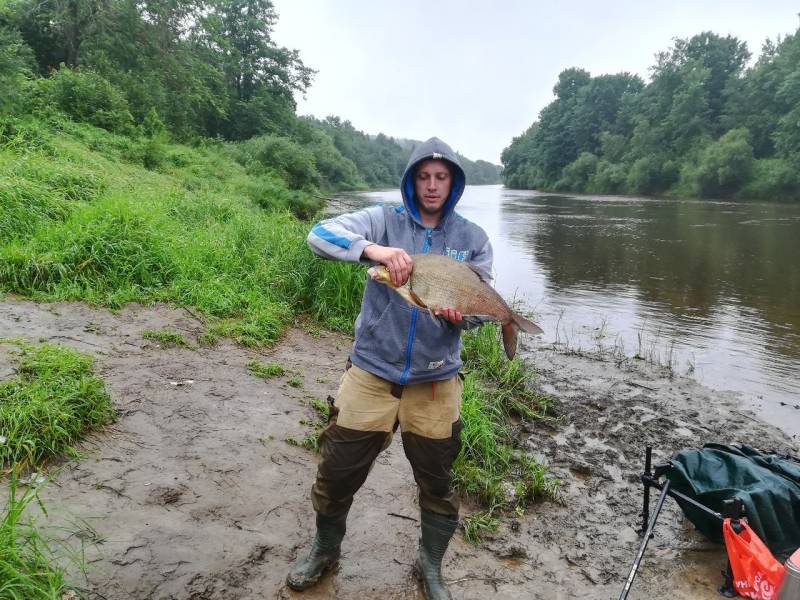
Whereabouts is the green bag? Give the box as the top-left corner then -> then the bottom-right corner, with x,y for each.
665,444 -> 800,560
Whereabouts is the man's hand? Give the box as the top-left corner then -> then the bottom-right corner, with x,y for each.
362,244 -> 413,287
434,308 -> 463,325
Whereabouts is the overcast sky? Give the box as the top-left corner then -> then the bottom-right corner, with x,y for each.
270,1 -> 799,164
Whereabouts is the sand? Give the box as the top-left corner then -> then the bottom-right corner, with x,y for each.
0,298 -> 796,599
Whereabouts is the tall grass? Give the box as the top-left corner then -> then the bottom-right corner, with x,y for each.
0,473 -> 75,600
454,325 -> 559,511
0,116 -> 364,343
0,341 -> 114,469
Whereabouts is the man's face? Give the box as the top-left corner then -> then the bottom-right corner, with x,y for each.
414,159 -> 452,218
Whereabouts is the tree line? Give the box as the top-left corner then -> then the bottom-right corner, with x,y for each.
501,28 -> 800,201
0,0 -> 500,193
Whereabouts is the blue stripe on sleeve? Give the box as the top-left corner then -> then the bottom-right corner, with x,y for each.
311,224 -> 352,250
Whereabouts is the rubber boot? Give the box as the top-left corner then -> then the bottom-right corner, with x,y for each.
413,510 -> 458,600
286,512 -> 347,591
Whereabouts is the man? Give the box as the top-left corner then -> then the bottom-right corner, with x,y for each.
288,137 -> 493,600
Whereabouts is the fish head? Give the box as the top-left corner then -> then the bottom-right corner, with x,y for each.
367,265 -> 393,286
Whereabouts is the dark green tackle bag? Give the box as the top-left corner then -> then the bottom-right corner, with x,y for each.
665,443 -> 800,560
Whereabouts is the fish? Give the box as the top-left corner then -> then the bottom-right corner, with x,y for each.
367,253 -> 543,359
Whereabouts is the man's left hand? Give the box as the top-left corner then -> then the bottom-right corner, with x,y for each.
434,308 -> 463,325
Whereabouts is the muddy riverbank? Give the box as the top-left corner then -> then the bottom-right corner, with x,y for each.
1,298 -> 795,599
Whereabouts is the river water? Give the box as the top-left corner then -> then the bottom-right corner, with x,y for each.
330,185 -> 800,439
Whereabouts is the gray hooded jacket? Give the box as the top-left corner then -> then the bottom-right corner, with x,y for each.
307,137 -> 493,385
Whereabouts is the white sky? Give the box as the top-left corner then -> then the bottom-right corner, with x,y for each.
270,1 -> 799,164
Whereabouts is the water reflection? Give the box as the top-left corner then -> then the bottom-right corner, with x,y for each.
331,186 -> 800,438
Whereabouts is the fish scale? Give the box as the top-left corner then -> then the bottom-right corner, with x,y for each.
368,253 -> 544,359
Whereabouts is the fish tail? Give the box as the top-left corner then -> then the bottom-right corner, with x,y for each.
501,322 -> 518,360
501,314 -> 544,360
512,312 -> 544,336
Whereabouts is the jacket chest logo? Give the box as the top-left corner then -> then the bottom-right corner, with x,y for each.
445,248 -> 469,261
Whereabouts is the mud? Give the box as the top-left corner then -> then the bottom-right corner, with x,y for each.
0,298 -> 796,599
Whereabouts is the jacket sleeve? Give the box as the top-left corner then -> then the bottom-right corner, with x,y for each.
307,206 -> 386,263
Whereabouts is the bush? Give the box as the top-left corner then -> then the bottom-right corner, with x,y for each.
739,158 -> 799,200
234,134 -> 319,190
554,152 -> 598,192
691,128 -> 754,198
626,155 -> 678,195
235,174 -> 322,220
0,24 -> 34,114
29,67 -> 134,133
590,160 -> 627,194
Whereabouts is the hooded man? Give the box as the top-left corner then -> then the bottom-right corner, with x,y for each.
288,137 -> 493,600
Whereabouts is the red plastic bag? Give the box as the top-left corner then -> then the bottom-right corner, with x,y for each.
723,518 -> 786,599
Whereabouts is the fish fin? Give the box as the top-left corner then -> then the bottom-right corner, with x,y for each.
465,262 -> 492,283
409,288 -> 427,308
512,313 -> 543,335
501,322 -> 518,360
395,286 -> 418,307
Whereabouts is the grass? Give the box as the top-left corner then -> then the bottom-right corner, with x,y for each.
0,115 -> 366,346
287,396 -> 329,452
454,324 -> 560,512
247,360 -> 286,379
0,341 -> 109,597
0,472 -> 79,599
462,510 -> 500,545
0,340 -> 115,469
142,329 -> 188,348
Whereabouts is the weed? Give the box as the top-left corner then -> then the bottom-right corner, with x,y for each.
0,471 -> 81,598
463,511 -> 500,545
454,325 -> 559,510
247,360 -> 286,379
287,377 -> 302,388
197,332 -> 218,347
289,397 -> 329,452
0,341 -> 114,469
142,329 -> 187,348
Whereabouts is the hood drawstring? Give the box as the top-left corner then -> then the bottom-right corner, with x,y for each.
409,218 -> 450,256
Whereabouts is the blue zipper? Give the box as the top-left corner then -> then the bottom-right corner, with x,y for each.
400,227 -> 433,384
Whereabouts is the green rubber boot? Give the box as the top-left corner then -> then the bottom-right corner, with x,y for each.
413,510 -> 458,600
286,512 -> 347,591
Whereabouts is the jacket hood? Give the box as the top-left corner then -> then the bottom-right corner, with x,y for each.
400,137 -> 466,226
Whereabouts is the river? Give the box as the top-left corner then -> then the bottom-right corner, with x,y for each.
330,185 -> 800,439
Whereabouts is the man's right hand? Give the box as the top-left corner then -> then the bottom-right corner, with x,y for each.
362,245 -> 413,287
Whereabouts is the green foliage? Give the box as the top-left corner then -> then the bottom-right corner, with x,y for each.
740,158 -> 800,200
0,200 -> 178,305
0,177 -> 69,242
554,152 -> 598,192
29,67 -> 133,133
503,28 -> 800,201
1,474 -> 76,599
690,128 -> 754,198
247,360 -> 286,379
462,511 -> 500,545
235,134 -> 319,190
0,14 -> 34,115
626,155 -> 678,195
453,325 -> 558,510
142,329 -> 188,348
0,341 -> 114,468
244,177 -> 321,220
290,396 -> 329,452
